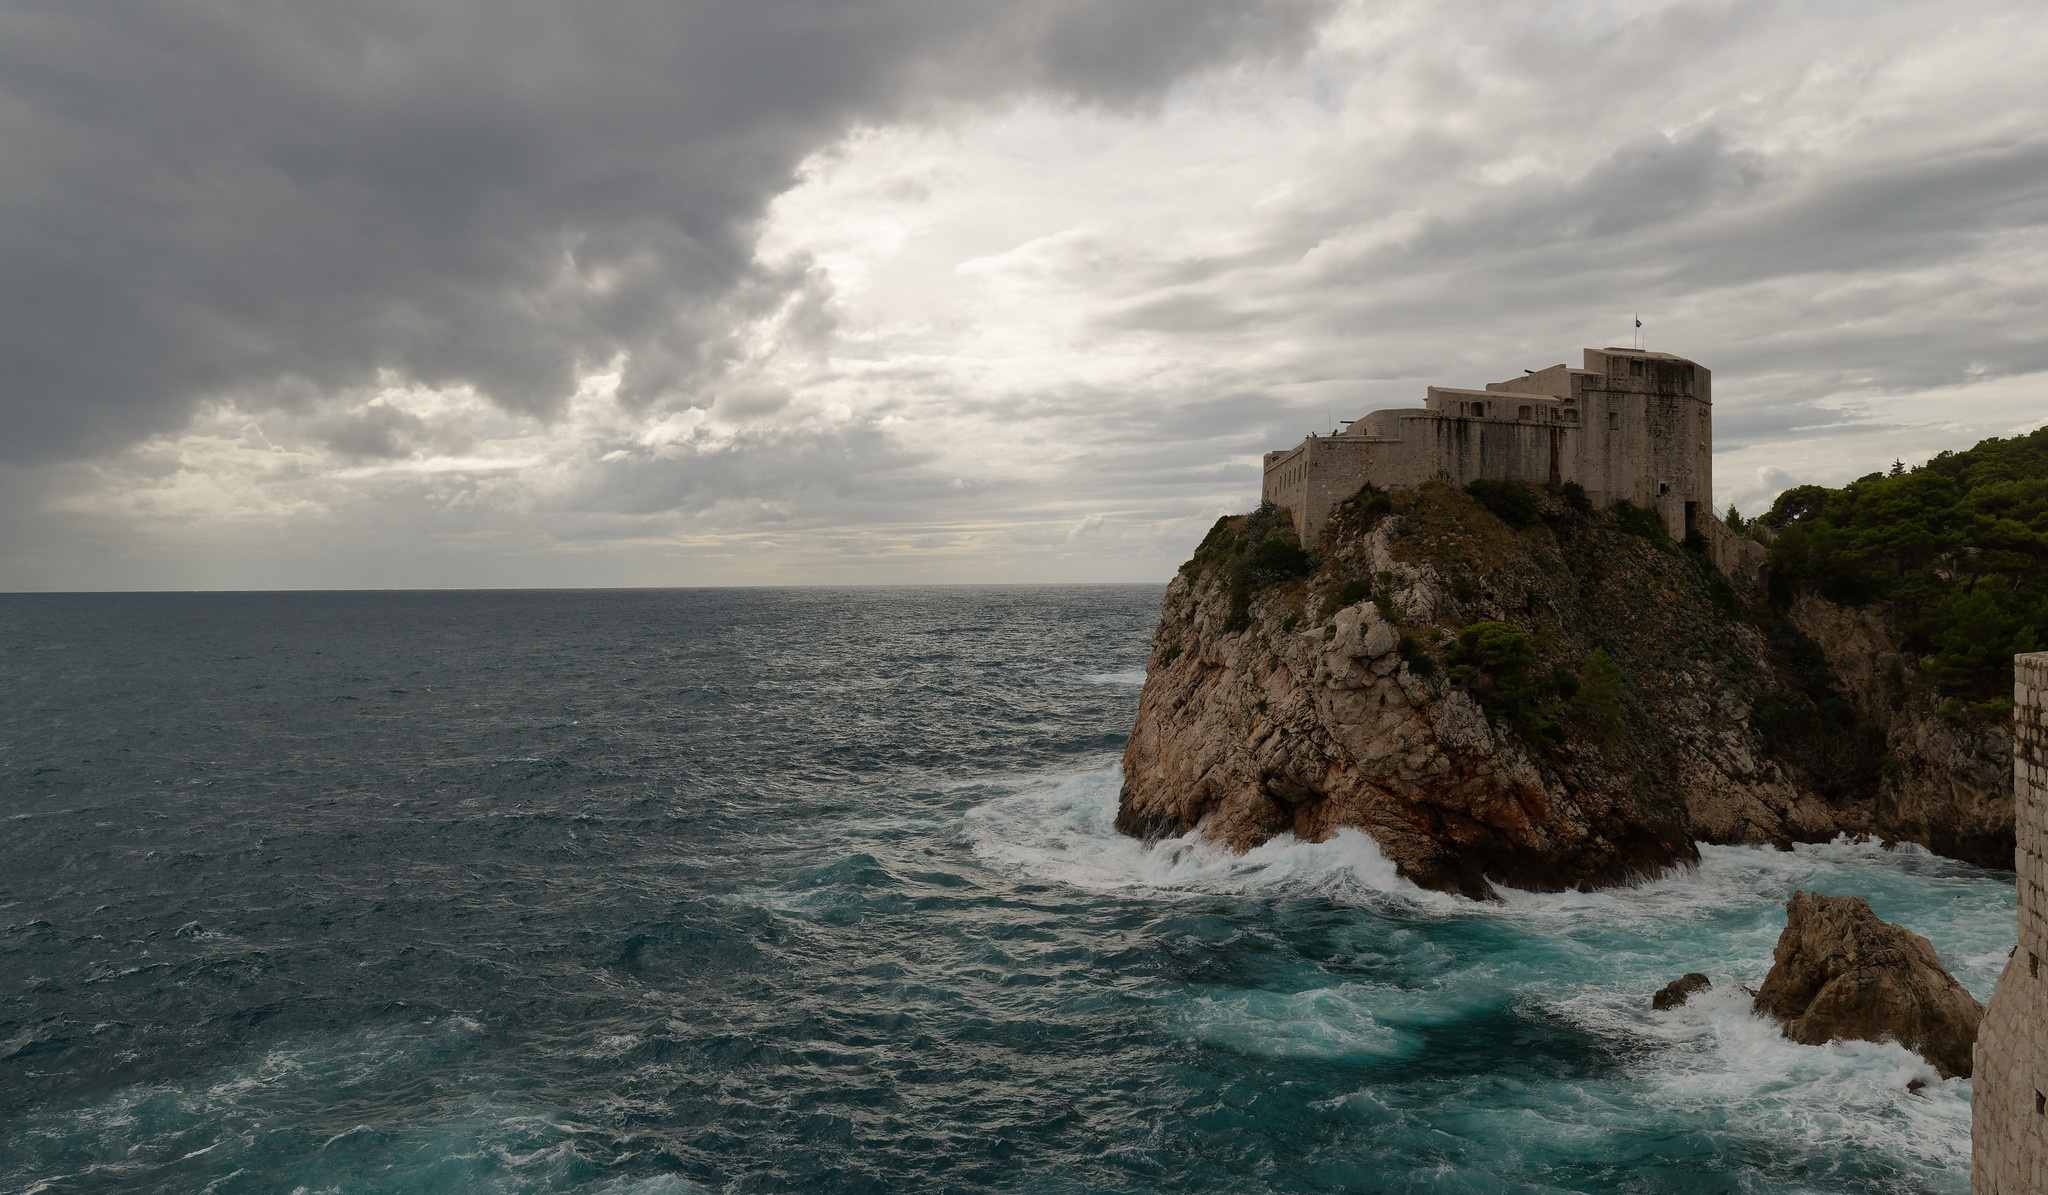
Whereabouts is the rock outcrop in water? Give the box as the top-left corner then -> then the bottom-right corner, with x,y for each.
1752,891 -> 1983,1078
1117,484 -> 2004,897
1652,973 -> 1712,1011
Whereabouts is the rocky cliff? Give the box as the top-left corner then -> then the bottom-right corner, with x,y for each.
1117,483 -> 2007,897
1783,593 -> 2013,868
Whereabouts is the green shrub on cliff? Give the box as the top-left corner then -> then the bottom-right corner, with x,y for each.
1187,502 -> 1319,632
1465,479 -> 1539,529
1570,647 -> 1626,742
1445,621 -> 1551,737
1612,500 -> 1669,544
1245,536 -> 1316,581
1761,424 -> 2048,700
1398,629 -> 1438,677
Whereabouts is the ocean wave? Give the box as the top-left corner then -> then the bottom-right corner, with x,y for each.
1075,668 -> 1149,686
1178,982 -> 1419,1060
959,763 -> 1994,1191
960,765 -> 1436,907
967,764 -> 2008,921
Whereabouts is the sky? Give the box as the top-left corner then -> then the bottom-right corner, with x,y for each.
1,0 -> 2044,590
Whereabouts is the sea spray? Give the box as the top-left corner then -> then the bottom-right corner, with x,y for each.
964,761 -> 2005,1192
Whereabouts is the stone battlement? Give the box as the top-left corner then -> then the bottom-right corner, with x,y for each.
1972,653 -> 2048,1192
1261,347 -> 1765,585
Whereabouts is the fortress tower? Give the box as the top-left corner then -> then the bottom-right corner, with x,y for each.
1261,347 -> 1762,584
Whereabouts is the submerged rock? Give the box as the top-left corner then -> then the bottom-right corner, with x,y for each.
1752,891 -> 1983,1078
1651,973 -> 1712,1011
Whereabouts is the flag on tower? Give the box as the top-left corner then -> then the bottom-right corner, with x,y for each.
1635,315 -> 1642,328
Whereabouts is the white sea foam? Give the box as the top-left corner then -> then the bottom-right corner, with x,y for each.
965,762 -> 2015,987
961,764 -> 1441,907
1179,983 -> 1416,1060
1076,667 -> 1148,686
964,758 -> 2008,1191
1561,980 -> 1972,1182
587,1033 -> 642,1059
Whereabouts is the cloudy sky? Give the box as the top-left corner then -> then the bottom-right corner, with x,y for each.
1,0 -> 2043,589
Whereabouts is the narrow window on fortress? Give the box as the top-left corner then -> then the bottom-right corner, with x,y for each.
2037,1091 -> 2045,1115
1630,358 -> 1645,377
1518,405 -> 1532,421
1607,411 -> 1620,430
2032,951 -> 2039,978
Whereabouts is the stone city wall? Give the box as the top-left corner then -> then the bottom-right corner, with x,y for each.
1972,651 -> 2048,1192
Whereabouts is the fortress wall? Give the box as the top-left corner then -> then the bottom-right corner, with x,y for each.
1974,652 -> 2048,1193
1262,436 -> 1389,546
1704,516 -> 1768,589
1262,412 -> 1581,546
1484,363 -> 1581,399
1422,415 -> 1569,492
1263,348 -> 1733,580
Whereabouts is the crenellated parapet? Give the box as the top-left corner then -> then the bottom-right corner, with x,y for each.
1973,652 -> 2048,1192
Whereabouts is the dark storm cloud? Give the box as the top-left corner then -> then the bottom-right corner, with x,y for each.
0,0 -> 1332,463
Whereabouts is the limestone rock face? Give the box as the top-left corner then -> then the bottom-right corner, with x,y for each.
1785,593 -> 2014,868
1118,488 -> 1859,899
1753,891 -> 1984,1078
1652,973 -> 1712,1011
1116,569 -> 1689,898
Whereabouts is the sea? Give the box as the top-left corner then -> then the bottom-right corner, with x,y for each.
0,587 -> 2016,1194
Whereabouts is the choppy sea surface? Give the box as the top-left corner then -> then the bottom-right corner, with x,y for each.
0,587 -> 2016,1194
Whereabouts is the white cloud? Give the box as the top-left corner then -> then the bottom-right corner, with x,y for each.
6,0 -> 2048,587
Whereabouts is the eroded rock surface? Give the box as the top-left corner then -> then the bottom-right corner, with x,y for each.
1784,593 -> 2014,868
1652,973 -> 1712,1011
1118,487 -> 1860,898
1752,891 -> 1984,1078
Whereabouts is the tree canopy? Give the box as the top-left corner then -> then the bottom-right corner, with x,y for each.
1760,424 -> 2048,700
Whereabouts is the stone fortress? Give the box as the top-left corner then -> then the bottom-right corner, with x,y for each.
1261,346 -> 1765,584
1254,345 -> 2048,1183
1976,652 -> 2048,1192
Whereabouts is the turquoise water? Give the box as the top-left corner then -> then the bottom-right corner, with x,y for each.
0,589 -> 2014,1192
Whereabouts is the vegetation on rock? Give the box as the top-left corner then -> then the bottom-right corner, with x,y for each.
1184,502 -> 1319,632
1123,435 -> 2023,893
1757,425 -> 2048,704
1464,479 -> 1540,529
1445,621 -> 1549,738
1571,647 -> 1626,742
